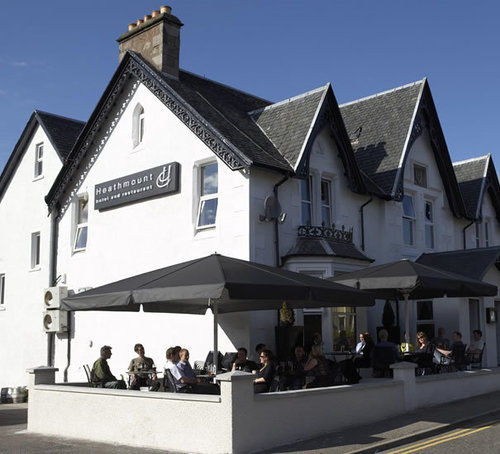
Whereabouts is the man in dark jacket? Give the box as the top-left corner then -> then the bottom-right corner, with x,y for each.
91,345 -> 126,389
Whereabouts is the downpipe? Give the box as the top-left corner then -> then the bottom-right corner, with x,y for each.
359,196 -> 373,251
463,220 -> 474,249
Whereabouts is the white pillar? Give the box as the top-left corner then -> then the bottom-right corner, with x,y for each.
391,362 -> 417,411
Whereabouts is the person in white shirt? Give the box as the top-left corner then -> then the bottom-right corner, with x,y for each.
467,330 -> 485,354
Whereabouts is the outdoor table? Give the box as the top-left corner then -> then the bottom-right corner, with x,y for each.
127,370 -> 159,376
327,351 -> 353,362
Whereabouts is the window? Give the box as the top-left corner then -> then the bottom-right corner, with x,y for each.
0,274 -> 4,305
402,195 -> 415,245
485,222 -> 489,247
413,164 -> 427,188
34,143 -> 43,178
197,163 -> 218,229
416,300 -> 434,340
320,179 -> 332,226
132,104 -> 145,147
31,232 -> 41,269
424,201 -> 434,249
73,196 -> 88,251
301,177 -> 313,225
332,306 -> 356,350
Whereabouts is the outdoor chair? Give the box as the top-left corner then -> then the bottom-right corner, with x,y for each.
163,369 -> 192,393
194,360 -> 205,372
83,364 -> 92,387
372,346 -> 398,378
414,352 -> 436,376
467,344 -> 485,369
222,352 -> 237,371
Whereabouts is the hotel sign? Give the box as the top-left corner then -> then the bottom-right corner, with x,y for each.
94,162 -> 180,210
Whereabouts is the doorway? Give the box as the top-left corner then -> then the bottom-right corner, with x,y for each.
303,311 -> 322,352
469,299 -> 481,337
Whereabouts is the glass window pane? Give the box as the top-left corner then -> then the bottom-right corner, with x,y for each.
201,164 -> 218,195
417,301 -> 433,320
301,202 -> 311,225
425,202 -> 432,221
321,180 -> 330,204
321,206 -> 331,226
0,274 -> 5,304
198,198 -> 218,227
301,179 -> 310,202
75,226 -> 88,250
402,195 -> 415,218
79,199 -> 88,223
425,225 -> 434,248
403,219 -> 413,245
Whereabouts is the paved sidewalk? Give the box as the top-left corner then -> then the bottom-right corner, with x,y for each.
260,391 -> 500,453
1,392 -> 499,453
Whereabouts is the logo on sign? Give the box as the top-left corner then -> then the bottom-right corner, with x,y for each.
156,165 -> 172,188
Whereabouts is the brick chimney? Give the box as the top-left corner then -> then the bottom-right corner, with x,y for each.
117,6 -> 183,79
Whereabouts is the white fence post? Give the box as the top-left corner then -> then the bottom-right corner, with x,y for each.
391,361 -> 417,411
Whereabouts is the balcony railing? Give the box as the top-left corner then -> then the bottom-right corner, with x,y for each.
297,224 -> 353,243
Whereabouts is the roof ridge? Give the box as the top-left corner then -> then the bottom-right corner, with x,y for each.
179,69 -> 271,104
339,79 -> 425,108
453,155 -> 489,166
35,110 -> 85,124
248,84 -> 329,116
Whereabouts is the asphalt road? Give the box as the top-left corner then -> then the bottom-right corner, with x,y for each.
380,411 -> 500,454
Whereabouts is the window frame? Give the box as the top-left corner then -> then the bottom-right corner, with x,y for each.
0,274 -> 5,306
34,142 -> 44,178
484,221 -> 489,247
424,200 -> 434,249
320,179 -> 332,226
475,222 -> 481,248
413,164 -> 427,188
73,195 -> 89,252
30,231 -> 41,270
132,104 -> 145,149
300,176 -> 313,226
196,162 -> 218,230
402,194 -> 415,246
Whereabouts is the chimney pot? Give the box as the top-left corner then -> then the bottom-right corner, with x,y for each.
144,15 -> 152,22
128,23 -> 136,31
160,5 -> 172,15
152,10 -> 160,18
136,19 -> 144,26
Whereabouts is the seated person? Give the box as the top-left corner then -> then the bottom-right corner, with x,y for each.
304,345 -> 333,388
399,332 -> 415,353
232,347 -> 257,372
436,331 -> 466,369
431,327 -> 451,349
128,343 -> 160,391
165,347 -> 219,395
372,329 -> 400,377
283,345 -> 307,390
467,329 -> 485,354
413,332 -> 435,372
177,348 -> 197,379
91,345 -> 126,389
253,349 -> 276,393
254,343 -> 266,364
353,332 -> 374,368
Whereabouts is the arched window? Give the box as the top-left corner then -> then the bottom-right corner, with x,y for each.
132,104 -> 145,147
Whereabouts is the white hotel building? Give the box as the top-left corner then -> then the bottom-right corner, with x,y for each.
1,8 -> 499,388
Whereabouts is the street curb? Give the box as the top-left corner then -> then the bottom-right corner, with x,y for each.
346,407 -> 500,454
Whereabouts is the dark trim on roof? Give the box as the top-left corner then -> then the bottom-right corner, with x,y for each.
482,156 -> 500,222
46,51 -> 257,213
297,85 -> 366,193
393,80 -> 467,217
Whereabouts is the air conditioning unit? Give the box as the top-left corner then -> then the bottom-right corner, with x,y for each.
42,310 -> 68,333
43,286 -> 68,310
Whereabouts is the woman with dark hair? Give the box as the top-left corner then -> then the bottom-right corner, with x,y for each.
253,349 -> 276,393
304,345 -> 333,388
414,331 -> 435,374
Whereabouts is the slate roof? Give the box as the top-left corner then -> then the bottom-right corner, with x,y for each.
283,237 -> 374,262
36,111 -> 85,161
249,86 -> 327,169
0,110 -> 84,201
453,156 -> 489,218
417,246 -> 500,281
339,81 -> 424,195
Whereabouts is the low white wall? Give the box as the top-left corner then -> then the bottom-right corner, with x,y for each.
28,385 -> 230,453
234,380 -> 405,453
415,368 -> 500,408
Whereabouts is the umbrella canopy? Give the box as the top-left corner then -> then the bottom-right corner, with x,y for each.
62,254 -> 374,313
329,259 -> 497,300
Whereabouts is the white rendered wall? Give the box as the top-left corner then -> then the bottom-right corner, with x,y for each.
0,125 -> 62,386
54,81 -> 252,382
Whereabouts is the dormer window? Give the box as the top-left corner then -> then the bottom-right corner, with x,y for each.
413,164 -> 427,188
73,195 -> 88,251
132,104 -> 145,148
34,143 -> 43,178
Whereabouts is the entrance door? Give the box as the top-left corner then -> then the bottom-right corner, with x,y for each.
469,299 -> 481,337
496,301 -> 500,366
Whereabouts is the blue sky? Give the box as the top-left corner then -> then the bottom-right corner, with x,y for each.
1,0 -> 499,172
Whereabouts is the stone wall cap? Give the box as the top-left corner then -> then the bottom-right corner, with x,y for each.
216,371 -> 254,382
390,361 -> 417,369
26,366 -> 59,373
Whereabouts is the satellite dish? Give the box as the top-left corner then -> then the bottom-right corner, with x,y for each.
259,195 -> 285,222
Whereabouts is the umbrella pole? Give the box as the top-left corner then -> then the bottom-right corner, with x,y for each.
404,293 -> 410,353
212,299 -> 218,381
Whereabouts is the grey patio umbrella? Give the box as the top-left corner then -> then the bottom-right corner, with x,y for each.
329,259 -> 497,352
62,254 -> 374,372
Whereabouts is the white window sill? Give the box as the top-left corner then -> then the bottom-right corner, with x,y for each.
130,144 -> 145,154
32,175 -> 44,182
0,306 -> 5,311
196,225 -> 216,232
72,248 -> 87,255
29,266 -> 41,272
